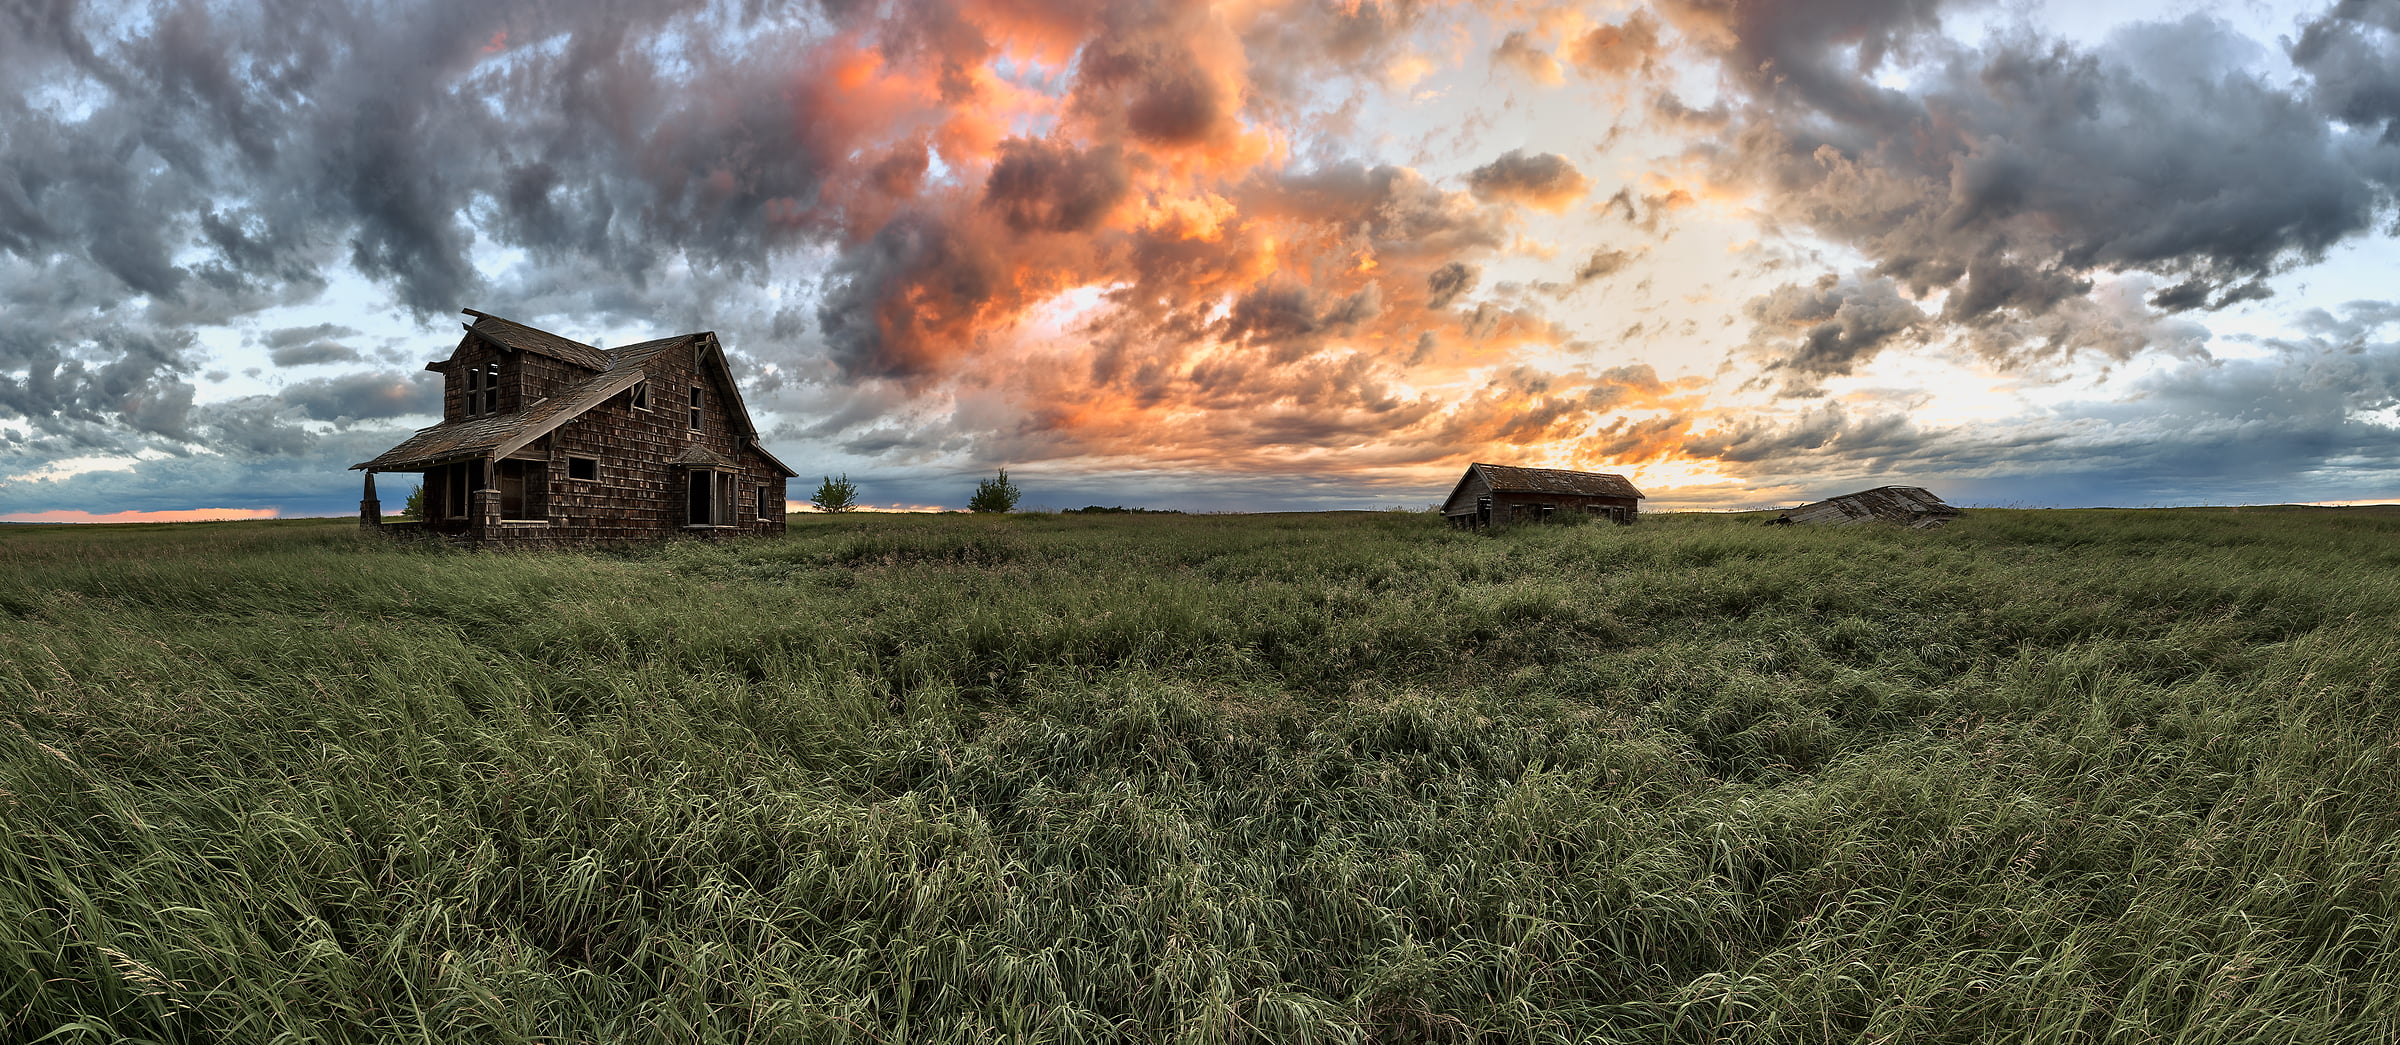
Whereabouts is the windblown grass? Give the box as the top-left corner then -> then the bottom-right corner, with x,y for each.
3,508 -> 2397,1043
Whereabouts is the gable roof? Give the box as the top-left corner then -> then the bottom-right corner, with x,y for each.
461,309 -> 616,371
351,310 -> 796,475
1463,462 -> 1644,500
1780,486 -> 1960,528
351,366 -> 648,471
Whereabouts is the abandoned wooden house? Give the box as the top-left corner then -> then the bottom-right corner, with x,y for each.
1772,486 -> 1961,529
352,309 -> 797,543
1441,463 -> 1644,529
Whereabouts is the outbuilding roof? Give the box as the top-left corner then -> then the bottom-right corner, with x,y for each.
1468,463 -> 1644,500
1779,486 -> 1961,528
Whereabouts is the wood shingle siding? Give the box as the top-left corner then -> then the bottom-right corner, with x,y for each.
353,309 -> 797,545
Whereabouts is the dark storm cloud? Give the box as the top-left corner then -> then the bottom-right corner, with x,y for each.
1671,0 -> 2400,371
1,0 -> 838,452
1463,149 -> 1590,210
2292,0 -> 2400,143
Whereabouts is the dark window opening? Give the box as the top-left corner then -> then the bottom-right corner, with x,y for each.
687,470 -> 736,526
498,459 -> 545,521
568,457 -> 598,481
463,369 -> 480,417
756,485 -> 771,520
629,381 -> 649,410
688,386 -> 703,430
483,363 -> 500,415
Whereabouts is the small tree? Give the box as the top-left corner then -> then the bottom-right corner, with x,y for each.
968,468 -> 1020,513
401,484 -> 424,520
811,473 -> 860,513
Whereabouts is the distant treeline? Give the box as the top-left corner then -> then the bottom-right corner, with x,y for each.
1061,505 -> 1184,514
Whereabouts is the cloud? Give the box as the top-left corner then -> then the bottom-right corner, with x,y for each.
982,139 -> 1130,234
1673,1 -> 2400,367
1573,248 -> 1634,284
1744,274 -> 1927,381
1566,13 -> 1662,80
1491,31 -> 1562,85
263,324 -> 365,366
1426,261 -> 1477,309
280,370 -> 442,422
1465,149 -> 1591,211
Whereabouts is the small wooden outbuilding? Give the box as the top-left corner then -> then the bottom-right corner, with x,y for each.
1773,486 -> 1961,529
1441,462 -> 1644,529
352,309 -> 797,544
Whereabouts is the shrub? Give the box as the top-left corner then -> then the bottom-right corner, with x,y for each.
968,468 -> 1021,513
401,484 -> 424,520
811,473 -> 860,513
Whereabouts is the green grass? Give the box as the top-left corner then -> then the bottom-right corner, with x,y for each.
3,508 -> 2397,1043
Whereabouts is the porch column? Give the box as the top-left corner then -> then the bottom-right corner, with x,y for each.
471,456 -> 501,538
359,471 -> 382,529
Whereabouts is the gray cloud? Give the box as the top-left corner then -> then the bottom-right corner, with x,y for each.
1464,149 -> 1590,210
1573,248 -> 1634,284
1674,1 -> 2400,369
1679,298 -> 2400,506
280,370 -> 442,423
1744,274 -> 1927,382
263,324 -> 366,366
1426,261 -> 1477,309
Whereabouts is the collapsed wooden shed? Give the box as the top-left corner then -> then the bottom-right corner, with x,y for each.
1773,486 -> 1961,529
1442,463 -> 1644,529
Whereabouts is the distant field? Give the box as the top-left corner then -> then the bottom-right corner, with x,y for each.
4,509 -> 2397,1043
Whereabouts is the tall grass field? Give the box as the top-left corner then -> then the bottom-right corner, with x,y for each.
4,508 -> 2397,1043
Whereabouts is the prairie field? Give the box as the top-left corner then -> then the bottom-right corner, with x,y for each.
3,508 -> 2397,1044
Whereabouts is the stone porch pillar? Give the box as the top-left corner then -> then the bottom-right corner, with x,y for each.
359,471 -> 381,529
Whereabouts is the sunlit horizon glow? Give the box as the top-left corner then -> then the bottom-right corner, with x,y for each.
3,509 -> 282,525
4,0 -> 2400,516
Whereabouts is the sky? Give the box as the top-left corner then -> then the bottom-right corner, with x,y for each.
5,0 -> 2400,519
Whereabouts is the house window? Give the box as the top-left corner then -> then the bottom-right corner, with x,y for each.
568,457 -> 598,482
756,485 -> 770,520
686,469 -> 736,526
629,381 -> 649,410
463,368 -> 480,417
688,386 -> 703,430
483,363 -> 500,415
497,459 -> 545,521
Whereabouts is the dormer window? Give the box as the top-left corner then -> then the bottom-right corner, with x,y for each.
629,380 -> 649,411
482,363 -> 500,415
464,367 -> 480,416
688,386 -> 703,430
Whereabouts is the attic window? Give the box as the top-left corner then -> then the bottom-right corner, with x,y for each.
464,368 -> 480,416
481,362 -> 500,415
688,386 -> 703,431
629,380 -> 649,410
